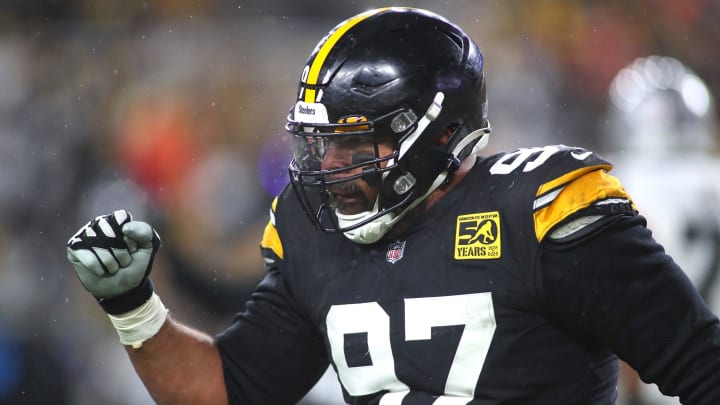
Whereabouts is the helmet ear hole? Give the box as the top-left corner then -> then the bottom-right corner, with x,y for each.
436,124 -> 459,145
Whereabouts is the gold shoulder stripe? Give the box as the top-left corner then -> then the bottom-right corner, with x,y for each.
261,197 -> 283,259
536,164 -> 611,196
261,218 -> 283,260
304,7 -> 391,103
534,169 -> 631,241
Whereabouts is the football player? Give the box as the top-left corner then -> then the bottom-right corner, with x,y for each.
601,56 -> 720,405
66,7 -> 720,404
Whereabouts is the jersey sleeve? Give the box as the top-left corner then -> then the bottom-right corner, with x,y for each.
215,191 -> 329,404
531,151 -> 635,242
539,214 -> 720,403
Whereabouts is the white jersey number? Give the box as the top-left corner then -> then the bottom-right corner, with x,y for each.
326,293 -> 496,402
489,145 -> 562,175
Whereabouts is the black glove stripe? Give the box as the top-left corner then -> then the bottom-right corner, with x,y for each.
88,216 -> 128,250
96,217 -> 128,271
68,213 -> 129,274
68,211 -> 134,251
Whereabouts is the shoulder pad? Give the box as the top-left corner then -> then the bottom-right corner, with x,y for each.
527,147 -> 633,241
486,145 -> 633,242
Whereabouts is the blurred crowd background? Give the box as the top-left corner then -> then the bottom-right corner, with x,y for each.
0,0 -> 719,404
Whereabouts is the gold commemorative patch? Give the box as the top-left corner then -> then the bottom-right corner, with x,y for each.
455,211 -> 501,260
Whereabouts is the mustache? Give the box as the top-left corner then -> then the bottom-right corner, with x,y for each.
325,180 -> 371,212
326,180 -> 362,194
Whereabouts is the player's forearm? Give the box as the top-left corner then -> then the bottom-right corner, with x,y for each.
127,316 -> 228,405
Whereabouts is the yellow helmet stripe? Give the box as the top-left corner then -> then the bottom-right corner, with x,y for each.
304,7 -> 392,102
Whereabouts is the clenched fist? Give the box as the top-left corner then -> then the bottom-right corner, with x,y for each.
67,210 -> 161,314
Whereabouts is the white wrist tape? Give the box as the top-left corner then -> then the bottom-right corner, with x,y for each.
108,293 -> 169,349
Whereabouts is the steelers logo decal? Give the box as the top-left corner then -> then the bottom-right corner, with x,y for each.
455,211 -> 501,260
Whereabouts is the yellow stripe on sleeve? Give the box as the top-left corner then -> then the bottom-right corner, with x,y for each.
261,220 -> 283,260
536,164 -> 611,196
534,169 -> 632,241
260,197 -> 283,259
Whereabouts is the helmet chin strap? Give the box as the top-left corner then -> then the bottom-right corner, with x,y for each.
337,171 -> 449,244
336,199 -> 396,245
456,126 -> 491,157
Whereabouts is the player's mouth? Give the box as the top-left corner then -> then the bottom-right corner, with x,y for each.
327,183 -> 370,214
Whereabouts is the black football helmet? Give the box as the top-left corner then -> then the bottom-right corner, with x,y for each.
287,7 -> 490,244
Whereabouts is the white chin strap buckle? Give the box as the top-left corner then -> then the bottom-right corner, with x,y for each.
336,199 -> 397,245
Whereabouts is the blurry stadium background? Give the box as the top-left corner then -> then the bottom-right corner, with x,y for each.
0,1 -> 718,404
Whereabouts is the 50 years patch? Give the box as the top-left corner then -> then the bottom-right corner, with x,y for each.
454,211 -> 501,260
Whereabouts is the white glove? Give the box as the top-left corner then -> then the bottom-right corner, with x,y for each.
67,209 -> 161,314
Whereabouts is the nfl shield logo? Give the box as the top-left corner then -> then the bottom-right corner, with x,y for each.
386,241 -> 406,264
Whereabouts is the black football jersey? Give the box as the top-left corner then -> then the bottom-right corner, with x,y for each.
216,145 -> 720,404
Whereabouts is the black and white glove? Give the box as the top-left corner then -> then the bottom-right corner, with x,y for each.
67,210 -> 167,348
